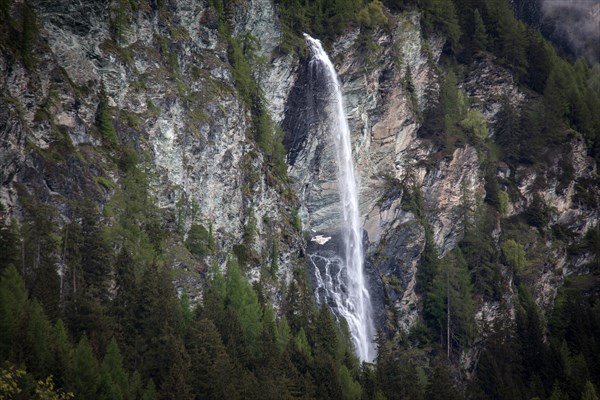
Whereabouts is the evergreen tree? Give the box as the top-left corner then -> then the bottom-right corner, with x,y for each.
524,32 -> 554,93
50,319 -> 71,389
67,335 -> 100,399
186,317 -> 238,399
98,338 -> 128,400
421,0 -> 461,53
582,381 -> 599,400
516,285 -> 551,393
425,248 -> 475,356
24,300 -> 53,378
472,9 -> 488,51
282,267 -> 316,335
80,202 -> 112,302
0,265 -> 28,361
22,204 -> 60,320
0,204 -> 19,273
142,380 -> 158,400
426,357 -> 462,400
416,227 -> 439,296
224,256 -> 263,359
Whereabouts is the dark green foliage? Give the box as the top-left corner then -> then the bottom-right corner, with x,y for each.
185,224 -> 215,258
424,248 -> 475,355
96,97 -> 118,145
420,0 -> 461,53
223,257 -> 263,359
68,335 -> 100,399
473,309 -> 526,399
472,9 -> 488,52
98,338 -> 128,400
1,1 -> 599,399
459,202 -> 502,300
50,319 -> 71,388
516,285 -> 551,390
523,31 -> 554,93
21,3 -> 37,71
582,381 -> 599,400
111,0 -> 130,43
416,227 -> 439,296
276,0 -> 365,50
0,206 -> 19,274
526,194 -> 551,230
80,202 -> 112,301
375,332 -> 426,400
426,357 -> 462,400
0,265 -> 28,362
20,203 -> 61,320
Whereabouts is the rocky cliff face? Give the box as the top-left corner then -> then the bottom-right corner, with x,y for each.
1,0 -> 598,364
0,0 -> 303,296
276,11 -> 599,336
280,13 -> 486,329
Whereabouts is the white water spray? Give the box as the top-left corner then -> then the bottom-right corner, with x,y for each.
304,34 -> 375,362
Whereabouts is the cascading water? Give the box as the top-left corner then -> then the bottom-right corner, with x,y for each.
304,34 -> 375,362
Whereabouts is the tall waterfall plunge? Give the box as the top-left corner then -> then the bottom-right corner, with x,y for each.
304,34 -> 375,362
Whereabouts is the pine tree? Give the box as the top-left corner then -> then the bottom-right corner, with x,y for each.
472,9 -> 488,51
23,204 -> 60,320
426,357 -> 462,400
50,319 -> 71,388
142,380 -> 158,400
225,256 -> 263,359
96,95 -> 118,145
159,339 -> 192,400
24,300 -> 53,378
516,285 -> 551,390
67,335 -> 100,399
0,204 -> 19,273
99,338 -> 128,399
80,202 -> 112,301
425,248 -> 475,356
111,246 -> 138,366
582,381 -> 599,400
0,265 -> 28,361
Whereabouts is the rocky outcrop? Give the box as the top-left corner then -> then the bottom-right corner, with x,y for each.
280,9 -> 598,336
282,13 -> 490,329
0,0 -> 303,297
1,0 -> 597,364
462,55 -> 526,135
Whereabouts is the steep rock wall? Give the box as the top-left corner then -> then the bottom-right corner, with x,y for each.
0,0 -> 303,295
0,0 -> 597,352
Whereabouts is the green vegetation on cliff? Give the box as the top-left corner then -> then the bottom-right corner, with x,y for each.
0,0 -> 598,399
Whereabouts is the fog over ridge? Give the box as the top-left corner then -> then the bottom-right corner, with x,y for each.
539,0 -> 600,64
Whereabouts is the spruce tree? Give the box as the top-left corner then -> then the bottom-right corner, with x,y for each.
472,9 -> 488,51
68,335 -> 100,399
0,265 -> 28,361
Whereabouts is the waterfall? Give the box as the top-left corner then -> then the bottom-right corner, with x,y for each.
304,34 -> 375,362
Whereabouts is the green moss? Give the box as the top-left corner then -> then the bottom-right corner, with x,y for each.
96,99 -> 118,145
189,108 -> 209,123
498,191 -> 509,216
94,176 -> 116,190
145,98 -> 160,117
291,209 -> 302,232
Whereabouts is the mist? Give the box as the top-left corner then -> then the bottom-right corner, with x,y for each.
539,0 -> 600,64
